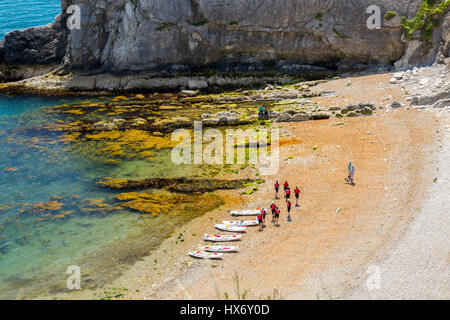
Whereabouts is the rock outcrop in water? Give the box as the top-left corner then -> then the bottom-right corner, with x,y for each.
97,177 -> 256,193
0,0 -> 449,88
0,14 -> 68,66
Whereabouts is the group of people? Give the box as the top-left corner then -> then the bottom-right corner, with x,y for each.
256,201 -> 284,232
257,162 -> 356,230
257,180 -> 301,231
275,181 -> 301,207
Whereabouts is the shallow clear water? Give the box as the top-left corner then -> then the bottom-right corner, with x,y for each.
0,0 -> 60,41
0,95 -> 222,299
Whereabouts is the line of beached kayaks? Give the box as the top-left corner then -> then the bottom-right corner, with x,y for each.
188,208 -> 261,259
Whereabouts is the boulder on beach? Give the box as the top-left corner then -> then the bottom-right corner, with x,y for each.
180,90 -> 200,97
275,113 -> 292,122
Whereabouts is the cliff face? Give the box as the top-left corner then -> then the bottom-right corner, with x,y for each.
1,0 -> 425,75
64,0 -> 422,73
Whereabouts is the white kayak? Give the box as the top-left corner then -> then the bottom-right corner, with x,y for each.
204,234 -> 242,242
223,220 -> 259,227
215,224 -> 247,233
201,245 -> 238,253
230,209 -> 261,216
188,251 -> 224,259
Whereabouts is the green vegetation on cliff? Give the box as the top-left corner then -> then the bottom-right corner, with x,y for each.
384,10 -> 398,20
401,0 -> 450,39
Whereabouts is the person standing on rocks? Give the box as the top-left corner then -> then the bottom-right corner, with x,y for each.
258,105 -> 264,119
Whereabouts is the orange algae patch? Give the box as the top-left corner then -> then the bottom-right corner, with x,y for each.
111,96 -> 129,102
97,178 -> 129,189
100,144 -> 125,156
91,203 -> 109,208
53,211 -> 73,219
60,132 -> 80,143
65,109 -> 85,115
0,205 -> 12,211
83,129 -> 176,160
114,193 -> 175,216
113,193 -> 223,217
85,130 -> 122,140
120,201 -> 168,216
32,201 -> 63,211
84,199 -> 102,203
115,192 -> 155,201
139,151 -> 154,159
118,129 -> 177,151
105,159 -> 122,165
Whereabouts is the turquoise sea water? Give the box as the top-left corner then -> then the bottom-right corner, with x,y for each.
0,95 -> 220,299
0,0 -> 61,40
0,2 -> 223,299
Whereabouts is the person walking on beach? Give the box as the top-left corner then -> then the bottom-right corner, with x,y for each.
257,213 -> 264,231
287,200 -> 292,222
346,161 -> 352,183
260,208 -> 267,228
283,181 -> 289,192
274,207 -> 280,225
274,181 -> 280,199
285,187 -> 291,202
294,186 -> 301,207
271,202 -> 276,223
350,165 -> 355,185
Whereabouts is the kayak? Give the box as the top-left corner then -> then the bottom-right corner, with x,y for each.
204,234 -> 242,242
188,251 -> 224,259
215,224 -> 247,233
230,209 -> 260,216
201,245 -> 238,253
223,220 -> 259,227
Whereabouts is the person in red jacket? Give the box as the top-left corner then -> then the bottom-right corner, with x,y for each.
274,208 -> 280,225
285,187 -> 291,202
283,181 -> 289,192
294,186 -> 301,207
270,202 -> 276,223
260,208 -> 266,229
286,200 -> 292,222
257,213 -> 263,231
274,181 -> 280,199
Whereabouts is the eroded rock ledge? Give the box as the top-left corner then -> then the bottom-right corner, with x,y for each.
97,177 -> 255,193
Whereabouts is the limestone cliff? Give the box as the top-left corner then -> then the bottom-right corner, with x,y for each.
1,0 -> 449,84
62,0 -> 421,73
